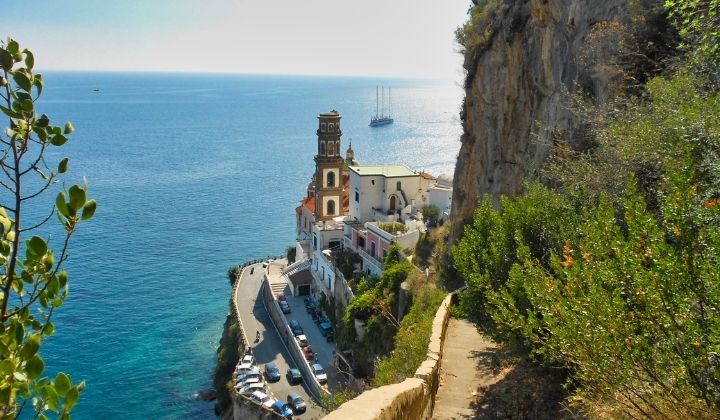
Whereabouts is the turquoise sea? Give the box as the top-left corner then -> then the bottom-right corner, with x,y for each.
32,72 -> 463,419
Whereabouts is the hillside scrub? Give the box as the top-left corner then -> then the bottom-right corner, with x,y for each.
455,73 -> 720,417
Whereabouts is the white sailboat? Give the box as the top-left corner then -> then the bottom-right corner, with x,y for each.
369,86 -> 394,127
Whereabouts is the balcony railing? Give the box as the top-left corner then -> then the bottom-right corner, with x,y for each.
358,247 -> 383,271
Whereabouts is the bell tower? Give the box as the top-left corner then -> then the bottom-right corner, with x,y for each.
314,110 -> 345,221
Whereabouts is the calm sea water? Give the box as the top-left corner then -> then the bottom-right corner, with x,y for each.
31,72 -> 463,419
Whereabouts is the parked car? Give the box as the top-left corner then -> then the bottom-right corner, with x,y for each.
289,320 -> 303,336
272,401 -> 294,418
263,397 -> 277,409
250,390 -> 271,405
296,334 -> 309,347
235,370 -> 261,383
319,321 -> 333,337
235,362 -> 254,374
241,353 -> 255,365
280,300 -> 291,314
286,368 -> 302,385
239,382 -> 266,395
304,297 -> 317,312
312,363 -> 327,384
265,361 -> 281,382
302,345 -> 314,361
287,392 -> 307,414
237,376 -> 263,388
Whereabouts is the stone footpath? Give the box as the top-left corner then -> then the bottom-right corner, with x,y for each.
432,318 -> 502,419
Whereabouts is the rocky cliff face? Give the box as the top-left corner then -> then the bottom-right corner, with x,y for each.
451,0 -> 627,241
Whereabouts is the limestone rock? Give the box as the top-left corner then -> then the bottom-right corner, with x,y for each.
451,0 -> 627,242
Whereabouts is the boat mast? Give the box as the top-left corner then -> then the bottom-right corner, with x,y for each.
381,86 -> 385,118
375,86 -> 379,118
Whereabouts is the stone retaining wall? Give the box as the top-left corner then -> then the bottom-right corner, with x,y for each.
324,293 -> 454,420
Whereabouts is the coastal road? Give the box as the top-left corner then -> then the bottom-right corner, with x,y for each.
235,262 -> 324,419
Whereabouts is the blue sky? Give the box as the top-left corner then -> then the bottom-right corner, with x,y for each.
4,0 -> 470,79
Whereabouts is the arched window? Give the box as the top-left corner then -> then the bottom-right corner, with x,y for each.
327,200 -> 336,215
396,181 -> 402,191
320,141 -> 326,156
327,171 -> 335,187
370,241 -> 376,258
389,195 -> 396,210
328,141 -> 335,156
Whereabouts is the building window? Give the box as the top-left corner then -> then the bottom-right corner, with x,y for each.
329,123 -> 334,131
321,122 -> 327,132
327,171 -> 335,187
370,241 -> 376,258
396,181 -> 402,191
313,235 -> 317,250
328,141 -> 335,156
371,180 -> 375,185
383,250 -> 387,260
320,141 -> 326,156
327,200 -> 335,215
355,191 -> 359,202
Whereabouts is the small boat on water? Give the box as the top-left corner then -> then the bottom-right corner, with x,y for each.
369,86 -> 394,127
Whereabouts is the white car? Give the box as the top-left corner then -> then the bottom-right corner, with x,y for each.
240,383 -> 266,395
235,370 -> 261,383
312,363 -> 327,384
250,390 -> 271,405
235,362 -> 254,373
241,354 -> 255,365
263,397 -> 277,409
237,376 -> 263,388
297,334 -> 308,347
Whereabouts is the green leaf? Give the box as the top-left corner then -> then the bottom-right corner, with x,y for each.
16,323 -> 25,343
58,271 -> 68,288
23,49 -> 34,70
68,185 -> 86,212
58,157 -> 69,174
44,322 -> 55,336
0,49 -> 12,71
27,236 -> 48,257
65,385 -> 79,410
56,192 -> 70,218
36,114 -> 50,128
13,71 -> 32,92
7,40 -> 19,55
19,99 -> 33,113
0,104 -> 22,119
33,74 -> 43,97
63,122 -> 74,134
50,134 -> 68,146
41,385 -> 59,412
22,333 -> 41,359
0,359 -> 14,375
54,372 -> 71,397
26,354 -> 44,379
81,200 -> 96,221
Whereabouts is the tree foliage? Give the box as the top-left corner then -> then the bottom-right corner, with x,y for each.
665,0 -> 720,68
455,73 -> 720,417
0,39 -> 95,418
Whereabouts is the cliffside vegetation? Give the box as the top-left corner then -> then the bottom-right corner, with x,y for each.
454,1 -> 720,417
338,241 -> 446,385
